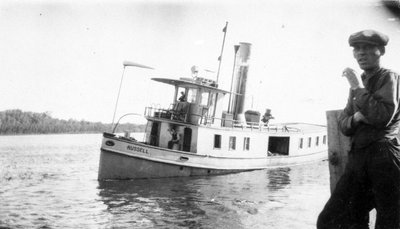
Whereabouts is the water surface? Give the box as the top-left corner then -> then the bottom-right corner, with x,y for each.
0,133 -> 330,228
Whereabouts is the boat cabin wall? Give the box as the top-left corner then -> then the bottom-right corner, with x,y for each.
289,132 -> 328,156
196,127 -> 268,158
145,120 -> 199,153
195,126 -> 327,157
145,120 -> 159,146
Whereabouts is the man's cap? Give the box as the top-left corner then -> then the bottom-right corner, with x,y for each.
348,30 -> 389,47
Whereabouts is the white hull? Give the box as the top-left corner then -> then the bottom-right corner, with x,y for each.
98,133 -> 327,180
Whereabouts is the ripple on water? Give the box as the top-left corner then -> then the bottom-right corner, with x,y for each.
1,134 -> 331,228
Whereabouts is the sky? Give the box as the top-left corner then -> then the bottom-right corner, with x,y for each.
1,0 -> 400,125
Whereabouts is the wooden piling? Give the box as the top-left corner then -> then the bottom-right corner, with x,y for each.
326,110 -> 351,193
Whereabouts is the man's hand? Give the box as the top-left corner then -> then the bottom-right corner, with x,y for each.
342,67 -> 363,90
353,111 -> 369,124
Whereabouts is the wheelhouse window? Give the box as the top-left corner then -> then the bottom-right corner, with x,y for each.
243,137 -> 250,151
187,88 -> 198,103
323,135 -> 327,145
308,137 -> 312,148
229,136 -> 236,150
299,138 -> 303,149
214,134 -> 221,149
316,136 -> 319,146
201,91 -> 209,106
177,87 -> 186,102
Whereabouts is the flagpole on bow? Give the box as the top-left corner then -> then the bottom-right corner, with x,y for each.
111,61 -> 154,132
215,21 -> 228,85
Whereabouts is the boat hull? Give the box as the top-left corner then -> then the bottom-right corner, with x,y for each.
98,134 -> 327,180
98,148 -> 252,180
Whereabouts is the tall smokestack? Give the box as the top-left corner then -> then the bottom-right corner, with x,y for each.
231,42 -> 251,121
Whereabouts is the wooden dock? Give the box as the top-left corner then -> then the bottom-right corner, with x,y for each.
326,110 -> 351,192
326,109 -> 376,226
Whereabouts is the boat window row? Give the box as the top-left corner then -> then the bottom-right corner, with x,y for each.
298,135 -> 327,149
178,87 -> 213,106
214,134 -> 251,151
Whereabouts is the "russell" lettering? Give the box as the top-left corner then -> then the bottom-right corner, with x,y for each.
127,145 -> 149,154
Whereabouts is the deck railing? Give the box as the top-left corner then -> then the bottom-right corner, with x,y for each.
144,106 -> 301,133
144,106 -> 188,122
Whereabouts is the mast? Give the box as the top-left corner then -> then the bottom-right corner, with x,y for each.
215,21 -> 228,85
211,22 -> 228,122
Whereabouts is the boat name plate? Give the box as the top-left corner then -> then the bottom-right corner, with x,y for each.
127,145 -> 149,154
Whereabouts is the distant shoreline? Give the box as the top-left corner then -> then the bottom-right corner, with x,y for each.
0,109 -> 146,135
0,130 -> 145,137
0,131 -> 103,136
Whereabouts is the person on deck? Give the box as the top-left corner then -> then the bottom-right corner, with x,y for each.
317,30 -> 400,228
168,128 -> 180,150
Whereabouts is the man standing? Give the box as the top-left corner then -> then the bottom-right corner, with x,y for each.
317,30 -> 400,228
168,128 -> 180,149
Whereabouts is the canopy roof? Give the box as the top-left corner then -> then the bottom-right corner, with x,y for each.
151,77 -> 230,94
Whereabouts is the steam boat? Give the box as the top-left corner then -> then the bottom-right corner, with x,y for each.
98,42 -> 327,180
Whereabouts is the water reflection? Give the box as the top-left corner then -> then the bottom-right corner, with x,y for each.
98,178 -> 231,228
97,166 -> 299,229
267,167 -> 291,191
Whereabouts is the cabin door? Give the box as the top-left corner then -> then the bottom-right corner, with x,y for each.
150,121 -> 160,146
268,137 -> 289,155
183,127 -> 192,152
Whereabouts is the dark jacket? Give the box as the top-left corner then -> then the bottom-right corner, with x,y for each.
339,68 -> 400,149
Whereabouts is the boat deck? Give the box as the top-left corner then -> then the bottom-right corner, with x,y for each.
276,123 -> 327,134
145,106 -> 325,134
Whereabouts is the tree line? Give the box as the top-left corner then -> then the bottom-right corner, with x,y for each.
0,109 -> 146,135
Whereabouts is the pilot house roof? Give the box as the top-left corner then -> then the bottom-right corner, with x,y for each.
151,77 -> 230,94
